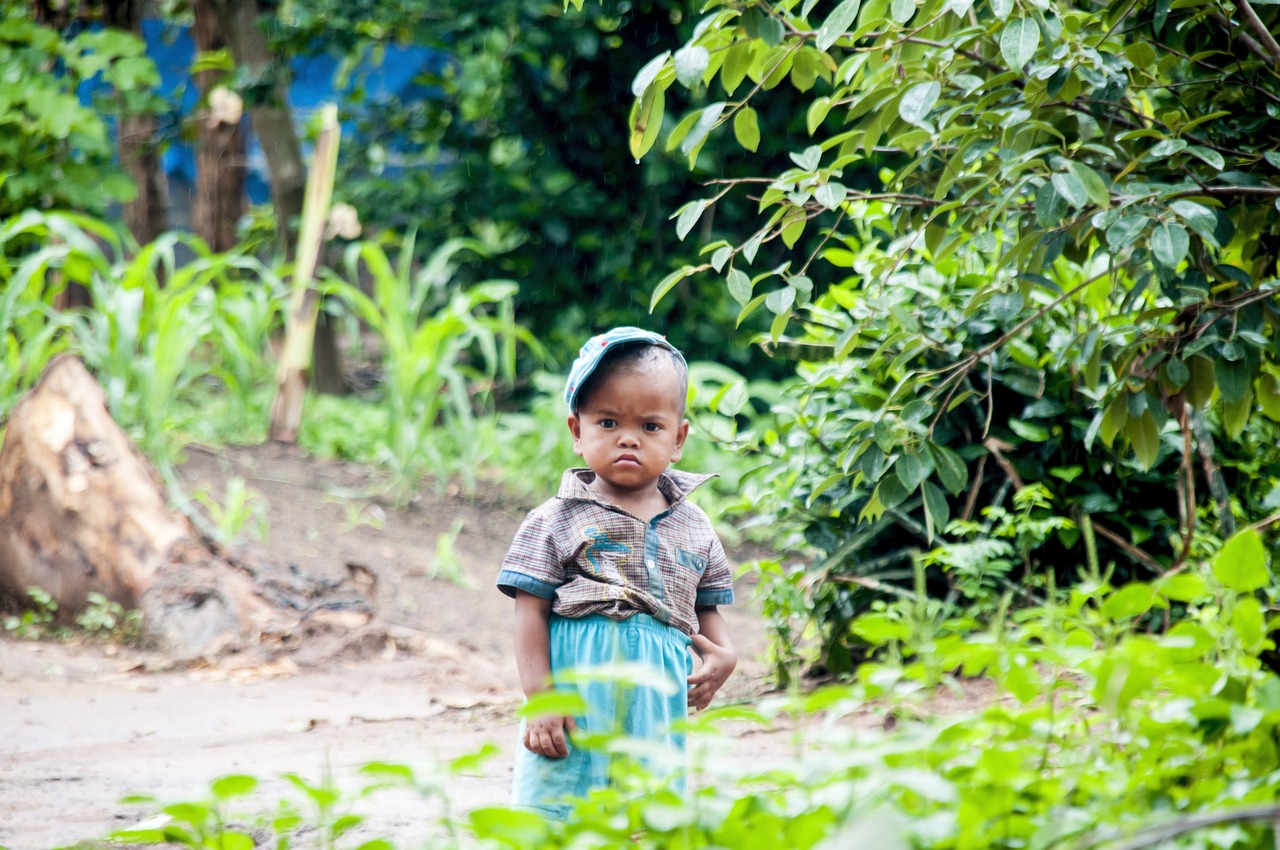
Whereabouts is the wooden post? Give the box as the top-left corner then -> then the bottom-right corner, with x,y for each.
268,104 -> 341,444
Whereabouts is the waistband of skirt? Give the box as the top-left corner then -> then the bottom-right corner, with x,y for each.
551,611 -> 692,646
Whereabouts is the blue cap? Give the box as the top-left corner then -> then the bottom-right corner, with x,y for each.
564,326 -> 686,411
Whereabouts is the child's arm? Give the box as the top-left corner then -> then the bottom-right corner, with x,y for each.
688,606 -> 737,711
513,590 -> 577,757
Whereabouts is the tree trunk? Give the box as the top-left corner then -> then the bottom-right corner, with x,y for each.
205,0 -> 304,251
192,0 -> 246,253
206,0 -> 348,395
0,356 -> 377,660
104,0 -> 168,246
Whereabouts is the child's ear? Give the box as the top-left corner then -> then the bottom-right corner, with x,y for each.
567,413 -> 586,457
671,419 -> 690,464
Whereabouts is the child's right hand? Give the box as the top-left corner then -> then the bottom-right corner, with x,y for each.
524,713 -> 578,758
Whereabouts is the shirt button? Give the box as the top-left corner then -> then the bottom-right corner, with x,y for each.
646,560 -> 656,569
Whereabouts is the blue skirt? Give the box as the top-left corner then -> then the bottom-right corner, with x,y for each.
511,612 -> 693,820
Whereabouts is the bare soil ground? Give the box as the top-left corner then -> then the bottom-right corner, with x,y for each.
0,444 -> 784,850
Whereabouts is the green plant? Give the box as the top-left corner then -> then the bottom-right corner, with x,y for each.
98,522 -> 1280,850
573,0 -> 1280,686
75,591 -> 143,645
431,518 -> 475,589
192,477 -> 270,546
2,586 -> 60,640
114,774 -> 260,849
323,232 -> 540,501
0,8 -> 155,217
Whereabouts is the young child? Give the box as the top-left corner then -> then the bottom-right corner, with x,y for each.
496,326 -> 738,819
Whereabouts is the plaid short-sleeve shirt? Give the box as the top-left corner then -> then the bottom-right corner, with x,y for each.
496,468 -> 734,636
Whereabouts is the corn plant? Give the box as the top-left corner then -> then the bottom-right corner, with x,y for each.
64,232 -> 270,465
323,233 -> 539,501
0,211 -> 117,418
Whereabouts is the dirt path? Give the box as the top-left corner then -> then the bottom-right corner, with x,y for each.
0,445 -> 783,849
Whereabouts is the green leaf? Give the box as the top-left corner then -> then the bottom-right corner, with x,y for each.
1212,528 -> 1268,593
743,7 -> 786,46
852,612 -> 911,645
896,451 -> 927,489
807,473 -> 846,507
769,310 -> 789,344
1150,221 -> 1189,268
1000,18 -> 1040,70
1124,41 -> 1157,69
1258,371 -> 1280,421
726,268 -> 753,304
650,265 -> 696,311
807,96 -> 833,134
1127,410 -> 1160,469
717,381 -> 749,417
1050,170 -> 1087,208
1066,161 -> 1110,208
890,0 -> 917,23
1169,200 -> 1217,242
519,691 -> 588,716
817,0 -> 862,51
631,51 -> 671,98
1106,214 -> 1146,249
1216,354 -> 1251,403
1035,181 -> 1067,226
814,182 -> 846,210
211,775 -> 258,801
766,286 -> 795,315
1101,582 -> 1156,620
928,442 -> 969,495
1157,572 -> 1210,603
679,102 -> 726,159
672,200 -> 705,241
898,81 -> 940,127
1162,357 -> 1190,390
1186,355 -> 1216,407
674,45 -> 710,88
781,214 -> 806,248
790,144 -> 822,171
733,107 -> 761,152
628,86 -> 665,160
1223,389 -> 1252,439
921,479 -> 949,541
1185,145 -> 1226,170
720,41 -> 755,95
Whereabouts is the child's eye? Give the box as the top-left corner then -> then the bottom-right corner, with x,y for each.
599,419 -> 617,428
644,423 -> 661,432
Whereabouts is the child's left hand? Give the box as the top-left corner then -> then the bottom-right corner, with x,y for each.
688,632 -> 737,711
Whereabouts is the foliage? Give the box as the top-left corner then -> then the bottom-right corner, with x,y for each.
3,586 -> 142,644
265,0 -> 790,377
192,477 -> 271,545
0,211 -> 282,468
2,586 -> 60,640
582,0 -> 1280,675
0,6 -> 159,216
102,527 -> 1280,849
322,233 -> 540,502
0,213 -> 565,511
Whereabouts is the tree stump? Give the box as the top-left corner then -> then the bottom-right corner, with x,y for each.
0,355 -> 376,660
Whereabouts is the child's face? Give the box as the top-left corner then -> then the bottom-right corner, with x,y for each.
567,358 -> 689,498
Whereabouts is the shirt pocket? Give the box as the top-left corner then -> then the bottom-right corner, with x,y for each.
676,549 -> 708,576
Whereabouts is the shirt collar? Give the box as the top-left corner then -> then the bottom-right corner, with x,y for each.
557,467 -> 717,508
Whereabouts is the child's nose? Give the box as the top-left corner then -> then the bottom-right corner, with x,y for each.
617,429 -> 640,446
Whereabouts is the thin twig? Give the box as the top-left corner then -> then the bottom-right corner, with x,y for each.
1087,803 -> 1280,850
1090,520 -> 1166,575
1228,0 -> 1280,65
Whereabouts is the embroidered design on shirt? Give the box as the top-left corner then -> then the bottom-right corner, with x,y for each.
582,527 -> 631,574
